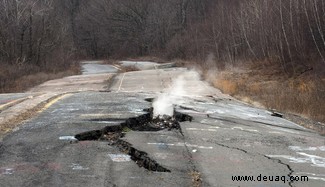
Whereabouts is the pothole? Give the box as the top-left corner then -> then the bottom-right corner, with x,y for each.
75,107 -> 192,172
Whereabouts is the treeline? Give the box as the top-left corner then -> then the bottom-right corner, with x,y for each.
1,0 -> 324,76
0,0 -> 78,67
0,0 -> 80,92
73,0 -> 324,75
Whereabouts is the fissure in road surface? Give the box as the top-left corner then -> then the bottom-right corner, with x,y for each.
75,108 -> 192,172
206,139 -> 294,187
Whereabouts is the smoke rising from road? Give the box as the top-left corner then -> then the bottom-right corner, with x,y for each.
153,75 -> 186,117
153,70 -> 201,117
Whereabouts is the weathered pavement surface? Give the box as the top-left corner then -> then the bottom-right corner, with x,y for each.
0,61 -> 324,187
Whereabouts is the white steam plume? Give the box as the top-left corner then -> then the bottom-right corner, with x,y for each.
152,75 -> 187,117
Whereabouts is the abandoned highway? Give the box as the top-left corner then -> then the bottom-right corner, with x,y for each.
0,61 -> 324,187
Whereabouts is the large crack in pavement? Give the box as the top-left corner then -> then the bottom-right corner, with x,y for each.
182,140 -> 203,187
263,155 -> 294,187
74,108 -> 193,173
205,138 -> 294,187
116,139 -> 171,172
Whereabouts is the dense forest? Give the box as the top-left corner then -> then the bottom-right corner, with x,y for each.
0,0 -> 324,88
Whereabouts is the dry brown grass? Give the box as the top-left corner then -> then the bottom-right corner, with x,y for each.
103,59 -> 118,65
119,65 -> 140,72
125,56 -> 167,63
213,79 -> 238,95
171,59 -> 199,68
207,61 -> 325,124
0,62 -> 80,93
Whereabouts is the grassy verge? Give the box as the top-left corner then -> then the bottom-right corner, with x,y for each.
0,62 -> 80,93
202,60 -> 325,133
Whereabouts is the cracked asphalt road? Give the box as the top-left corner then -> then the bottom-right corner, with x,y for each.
0,61 -> 324,187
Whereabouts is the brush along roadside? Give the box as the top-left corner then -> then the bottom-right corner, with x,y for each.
205,63 -> 325,135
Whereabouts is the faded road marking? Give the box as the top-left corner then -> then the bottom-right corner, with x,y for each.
268,131 -> 282,134
71,163 -> 89,170
154,153 -> 169,159
289,146 -> 325,151
108,154 -> 131,162
268,152 -> 325,168
308,177 -> 325,181
0,98 -> 27,111
0,168 -> 14,175
38,94 -> 73,113
111,64 -> 122,70
80,113 -> 124,117
1,94 -> 73,135
117,73 -> 126,92
0,100 -> 19,110
59,136 -> 77,141
80,113 -> 109,118
232,126 -> 258,132
148,142 -> 213,149
186,128 -> 218,132
295,172 -> 325,182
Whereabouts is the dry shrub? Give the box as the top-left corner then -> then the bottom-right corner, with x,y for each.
172,59 -> 198,68
249,83 -> 262,94
262,79 -> 325,122
0,61 -> 80,93
120,65 -> 140,72
213,79 -> 238,95
103,59 -> 118,65
125,56 -> 167,64
210,61 -> 325,123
